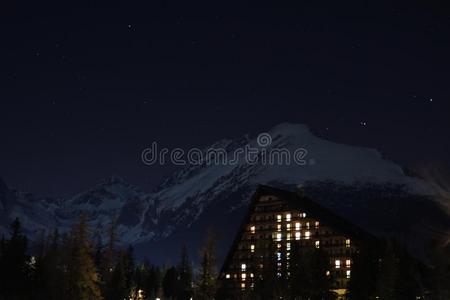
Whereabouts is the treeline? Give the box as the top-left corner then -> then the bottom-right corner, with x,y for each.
216,243 -> 337,300
1,217 -> 449,300
217,240 -> 449,300
0,217 -> 218,300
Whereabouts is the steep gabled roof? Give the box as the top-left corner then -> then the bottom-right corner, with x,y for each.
258,185 -> 375,240
220,184 -> 377,274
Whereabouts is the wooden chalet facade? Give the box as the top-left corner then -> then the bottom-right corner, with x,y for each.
218,185 -> 376,298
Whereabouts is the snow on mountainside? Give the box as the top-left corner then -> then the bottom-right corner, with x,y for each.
0,123 -> 442,262
0,177 -> 61,238
154,123 -> 425,211
143,123 -> 426,225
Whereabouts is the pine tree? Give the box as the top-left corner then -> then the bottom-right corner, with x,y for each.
163,267 -> 179,299
101,219 -> 119,298
106,246 -> 135,300
94,234 -> 104,271
376,239 -> 423,300
124,245 -> 135,292
289,242 -> 310,298
46,229 -> 64,300
142,263 -> 162,299
289,243 -> 334,300
377,241 -> 398,300
347,241 -> 380,300
107,252 -> 128,300
65,216 -> 103,300
102,219 -> 118,280
177,244 -> 193,300
196,230 -> 218,300
308,248 -> 334,300
0,218 -> 30,300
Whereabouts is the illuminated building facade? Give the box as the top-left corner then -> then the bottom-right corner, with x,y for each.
219,185 -> 374,298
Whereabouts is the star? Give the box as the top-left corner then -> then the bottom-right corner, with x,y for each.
360,121 -> 367,127
429,98 -> 433,102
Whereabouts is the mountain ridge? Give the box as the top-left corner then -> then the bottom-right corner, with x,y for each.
1,123 -> 445,263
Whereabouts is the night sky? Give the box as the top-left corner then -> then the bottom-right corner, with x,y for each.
1,2 -> 449,197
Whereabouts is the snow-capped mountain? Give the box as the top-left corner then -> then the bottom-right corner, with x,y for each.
147,123 -> 427,216
0,123 -> 446,262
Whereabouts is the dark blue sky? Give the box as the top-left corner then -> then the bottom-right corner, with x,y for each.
1,2 -> 449,197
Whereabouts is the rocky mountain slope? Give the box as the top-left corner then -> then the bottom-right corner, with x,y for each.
1,123 -> 446,262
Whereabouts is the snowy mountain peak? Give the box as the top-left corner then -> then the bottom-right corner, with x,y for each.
0,123 -> 438,260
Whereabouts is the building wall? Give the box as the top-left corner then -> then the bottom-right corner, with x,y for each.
220,194 -> 358,296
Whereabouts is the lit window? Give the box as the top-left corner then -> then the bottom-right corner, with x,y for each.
241,283 -> 245,289
315,240 -> 320,248
287,233 -> 291,240
295,222 -> 301,230
277,224 -> 282,232
305,231 -> 311,239
277,243 -> 282,249
241,273 -> 246,280
326,270 -> 330,276
346,259 -> 351,267
276,252 -> 282,261
250,273 -> 254,278
346,270 -> 351,279
286,223 -> 291,231
315,221 -> 320,228
250,226 -> 256,234
250,244 -> 255,253
286,213 -> 292,221
225,274 -> 230,279
286,252 -> 290,260
295,232 -> 301,240
277,214 -> 282,222
345,239 -> 351,247
300,212 -> 306,218
286,242 -> 291,250
306,222 -> 310,229
241,264 -> 246,271
276,233 -> 282,241
335,260 -> 341,269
